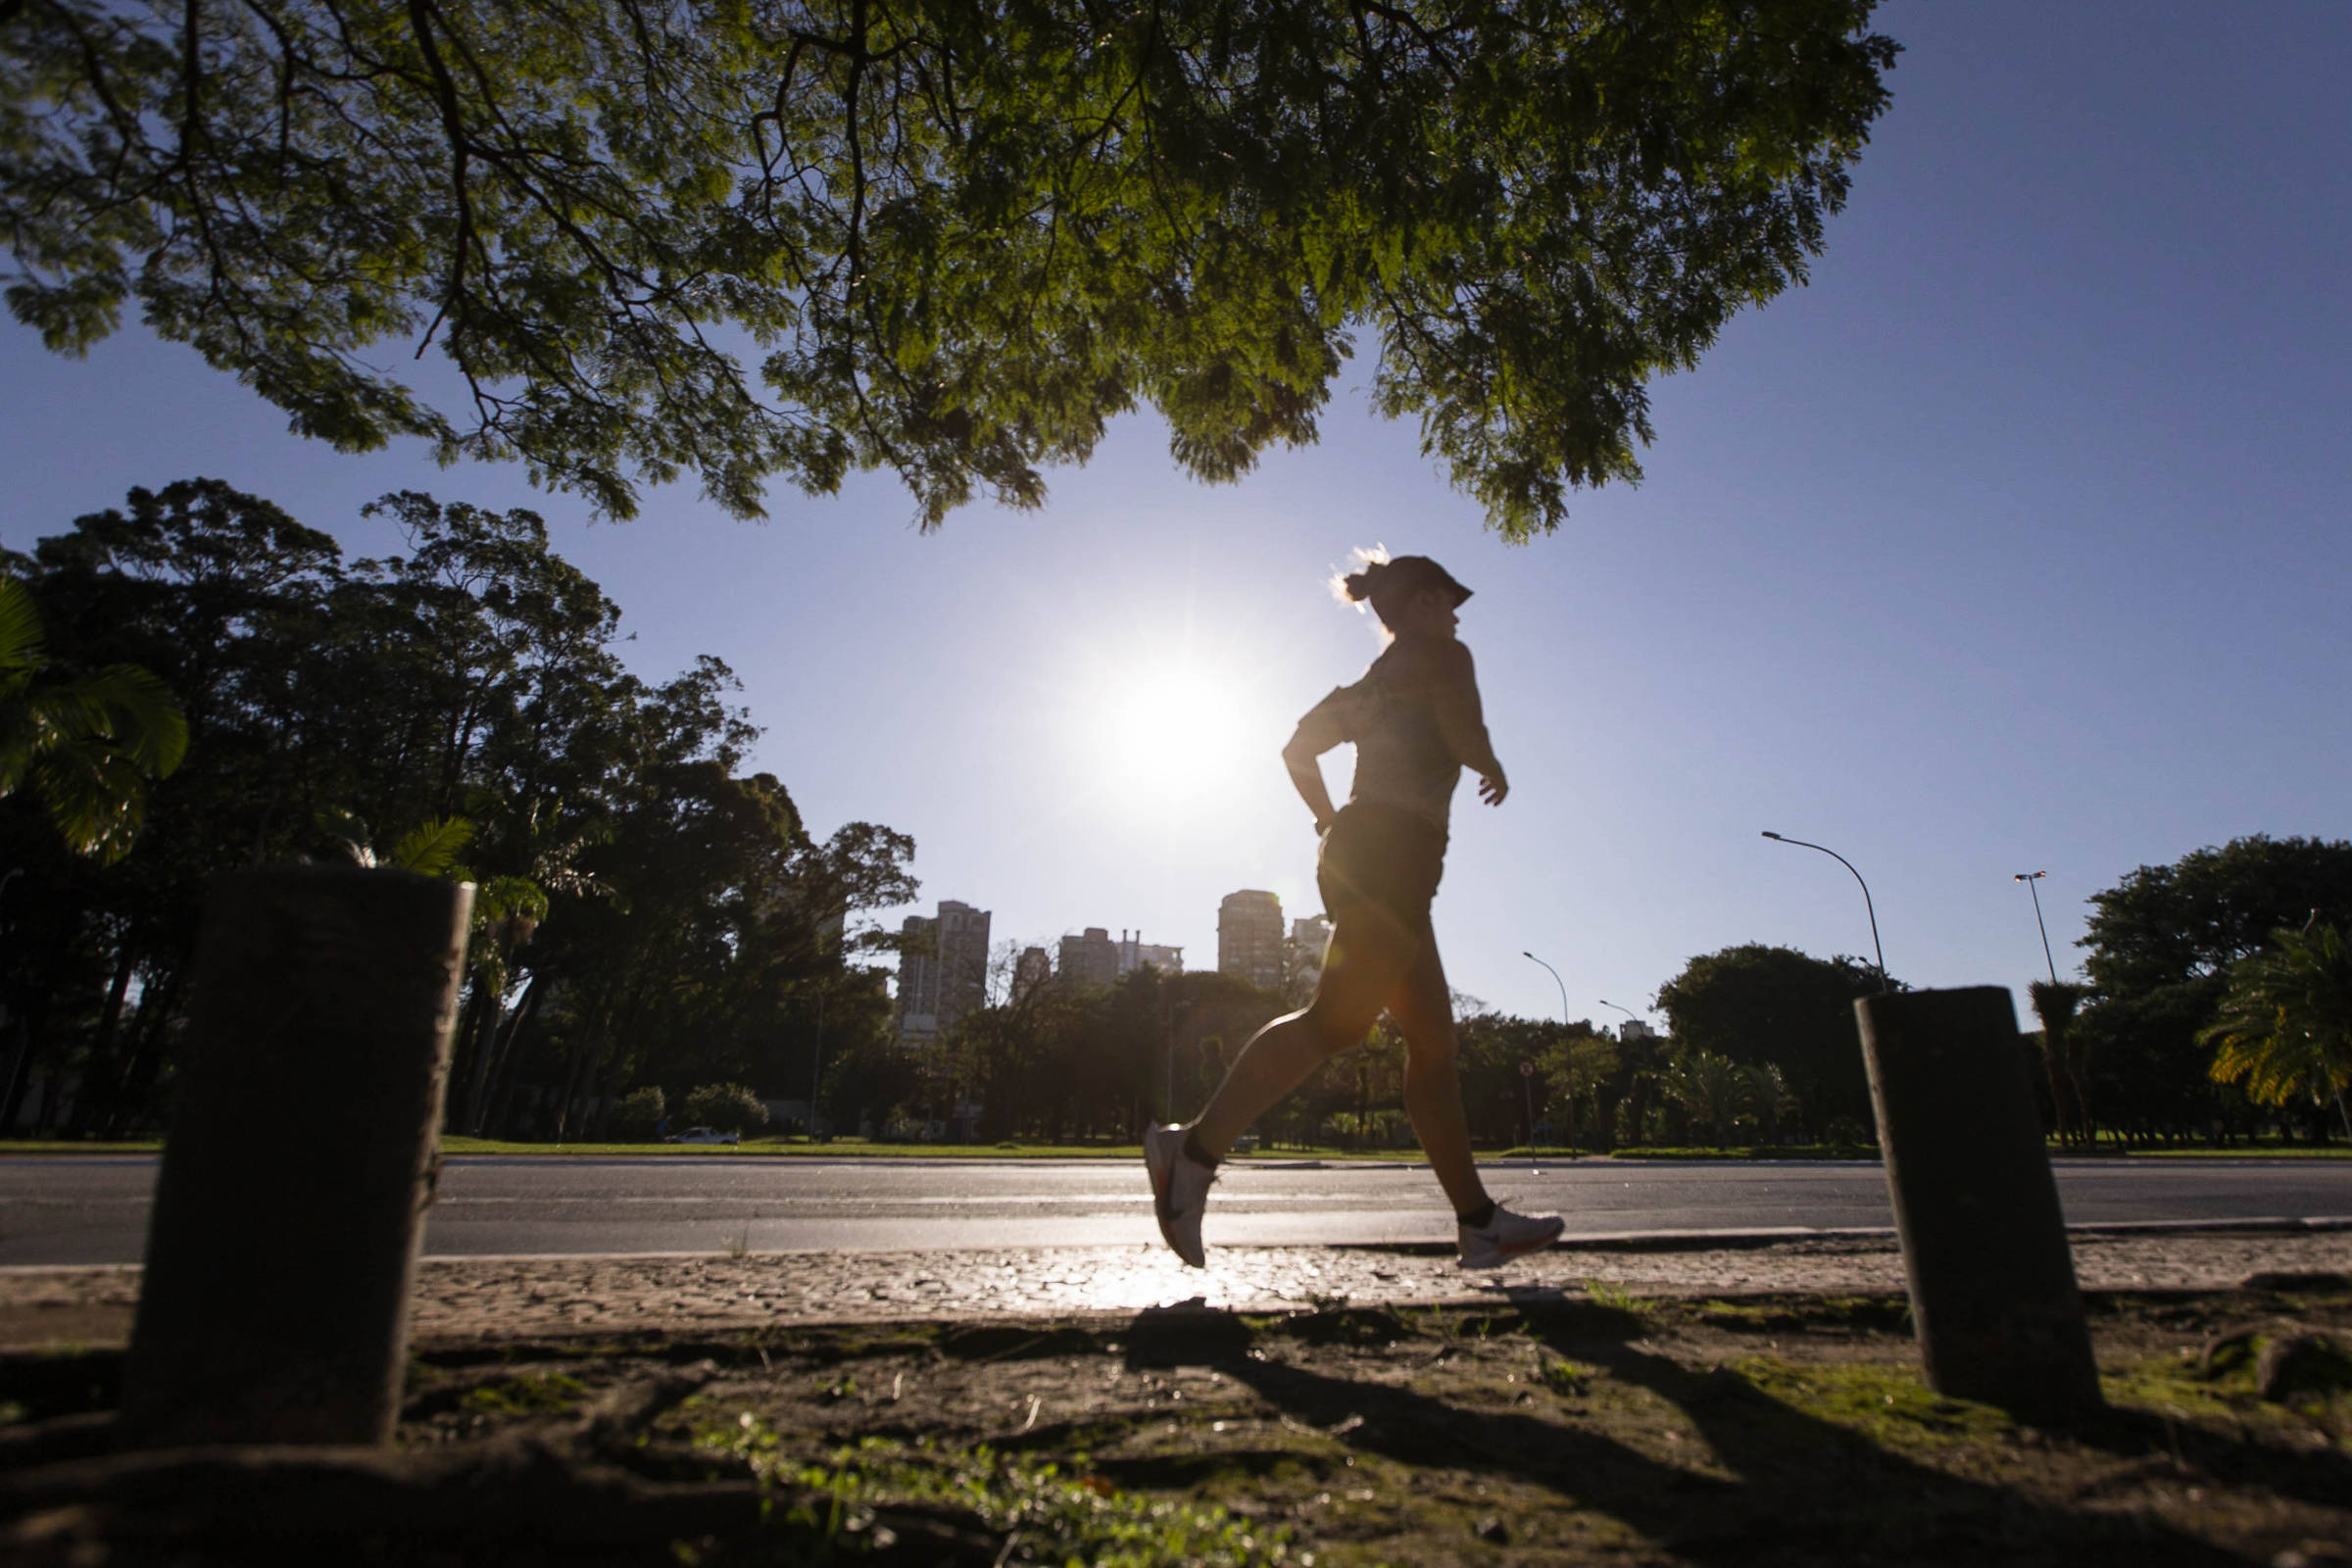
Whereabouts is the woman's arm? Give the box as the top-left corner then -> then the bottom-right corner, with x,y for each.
1429,643 -> 1507,806
1283,690 -> 1349,831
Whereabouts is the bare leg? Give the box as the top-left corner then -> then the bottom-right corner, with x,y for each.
1387,926 -> 1493,1217
1189,915 -> 1410,1160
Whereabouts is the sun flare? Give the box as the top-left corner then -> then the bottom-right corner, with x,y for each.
1084,657 -> 1270,815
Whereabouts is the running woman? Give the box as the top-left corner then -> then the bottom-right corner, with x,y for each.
1146,554 -> 1566,1270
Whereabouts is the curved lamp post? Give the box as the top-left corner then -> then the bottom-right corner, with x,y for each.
1522,951 -> 1570,1024
2014,871 -> 2058,986
1521,951 -> 1570,1149
1597,999 -> 1639,1022
1761,831 -> 1888,991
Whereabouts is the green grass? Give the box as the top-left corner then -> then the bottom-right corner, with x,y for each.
2086,1140 -> 2352,1158
1608,1144 -> 1881,1160
705,1421 -> 1291,1567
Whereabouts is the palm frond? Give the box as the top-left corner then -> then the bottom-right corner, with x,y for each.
27,748 -> 149,863
313,807 -> 377,867
0,577 -> 48,676
387,816 -> 475,878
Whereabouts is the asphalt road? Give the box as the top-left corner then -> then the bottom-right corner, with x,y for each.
5,1154 -> 2350,1267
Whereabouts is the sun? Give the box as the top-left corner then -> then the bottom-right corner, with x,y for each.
1090,659 -> 1269,814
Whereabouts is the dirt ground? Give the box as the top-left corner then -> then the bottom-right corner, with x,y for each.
7,1277 -> 2350,1566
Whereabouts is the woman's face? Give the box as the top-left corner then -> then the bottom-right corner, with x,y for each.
1388,586 -> 1459,643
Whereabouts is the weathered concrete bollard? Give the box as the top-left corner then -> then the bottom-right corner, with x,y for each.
1855,986 -> 2104,1423
124,866 -> 472,1446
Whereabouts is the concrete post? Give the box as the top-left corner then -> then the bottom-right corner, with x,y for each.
1855,986 -> 2103,1422
124,866 -> 472,1446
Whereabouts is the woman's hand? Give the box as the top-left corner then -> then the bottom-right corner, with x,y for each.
1476,766 -> 1508,807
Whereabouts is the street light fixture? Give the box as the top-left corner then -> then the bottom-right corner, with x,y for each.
1761,831 -> 1889,991
1522,951 -> 1571,1151
2015,871 -> 2058,986
1596,999 -> 1639,1021
1522,951 -> 1570,1023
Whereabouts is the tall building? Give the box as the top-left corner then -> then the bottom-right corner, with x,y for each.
1117,930 -> 1184,977
1057,927 -> 1120,990
1286,914 -> 1333,1002
1011,946 -> 1054,1004
1218,890 -> 1286,991
896,899 -> 992,1047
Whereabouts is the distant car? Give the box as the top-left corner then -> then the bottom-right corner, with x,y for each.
665,1125 -> 740,1145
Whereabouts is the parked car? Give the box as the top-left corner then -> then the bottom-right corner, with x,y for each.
665,1125 -> 740,1145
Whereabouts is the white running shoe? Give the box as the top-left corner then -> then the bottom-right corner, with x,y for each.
1456,1202 -> 1566,1270
1145,1123 -> 1216,1268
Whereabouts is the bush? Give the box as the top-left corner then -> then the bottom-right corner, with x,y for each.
683,1082 -> 769,1135
610,1086 -> 665,1141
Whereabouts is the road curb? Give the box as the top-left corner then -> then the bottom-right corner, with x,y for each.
1329,1215 -> 2352,1257
10,1216 -> 2347,1275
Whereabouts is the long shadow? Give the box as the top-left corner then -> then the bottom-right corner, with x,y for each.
2067,1398 -> 2352,1515
1120,1302 -> 2247,1566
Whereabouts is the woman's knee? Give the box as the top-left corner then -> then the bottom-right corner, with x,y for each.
1299,996 -> 1378,1057
1404,1030 -> 1459,1075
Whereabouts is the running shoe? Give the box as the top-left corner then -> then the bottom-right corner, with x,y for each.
1144,1123 -> 1215,1268
1456,1202 -> 1565,1270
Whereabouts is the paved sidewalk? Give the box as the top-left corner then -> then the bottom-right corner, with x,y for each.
4,1226 -> 2346,1351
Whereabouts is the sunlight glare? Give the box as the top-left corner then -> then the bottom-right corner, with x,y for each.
1082,656 -> 1270,820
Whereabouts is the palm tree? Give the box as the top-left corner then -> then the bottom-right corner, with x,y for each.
0,576 -> 187,862
1741,1062 -> 1798,1145
2199,919 -> 2352,1144
2029,980 -> 2088,1148
1663,1049 -> 1753,1146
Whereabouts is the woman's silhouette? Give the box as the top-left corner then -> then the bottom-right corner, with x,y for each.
1147,553 -> 1565,1269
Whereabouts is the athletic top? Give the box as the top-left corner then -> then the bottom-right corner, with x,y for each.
1290,648 -> 1471,834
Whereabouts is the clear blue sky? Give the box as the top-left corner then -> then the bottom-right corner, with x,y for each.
4,0 -> 2346,1028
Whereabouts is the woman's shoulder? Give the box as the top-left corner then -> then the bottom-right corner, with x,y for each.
1378,638 -> 1476,689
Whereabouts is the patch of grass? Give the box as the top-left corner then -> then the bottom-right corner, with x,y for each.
1582,1279 -> 1644,1315
1540,1358 -> 1596,1396
1610,1144 -> 1881,1160
1730,1358 -> 2019,1451
2084,1141 -> 2352,1159
1687,1295 -> 1911,1334
456,1371 -> 588,1417
704,1417 -> 1291,1567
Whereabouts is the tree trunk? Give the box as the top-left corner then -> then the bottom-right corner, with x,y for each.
2038,1032 -> 2074,1147
0,1008 -> 33,1134
68,946 -> 139,1134
466,972 -> 542,1135
102,965 -> 185,1137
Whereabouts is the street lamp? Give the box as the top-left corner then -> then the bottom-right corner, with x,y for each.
1596,999 -> 1638,1022
1522,951 -> 1570,1023
1760,831 -> 1888,990
2015,871 -> 2058,986
1522,951 -> 1571,1150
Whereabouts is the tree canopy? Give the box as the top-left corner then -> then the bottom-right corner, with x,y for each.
0,478 -> 916,1139
3,0 -> 1897,533
2077,836 -> 2352,1145
1652,942 -> 1888,1138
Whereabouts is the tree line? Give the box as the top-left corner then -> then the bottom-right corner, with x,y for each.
1,479 -> 917,1140
1643,834 -> 2352,1151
